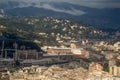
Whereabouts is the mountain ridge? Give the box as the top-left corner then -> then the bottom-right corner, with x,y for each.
0,1 -> 120,31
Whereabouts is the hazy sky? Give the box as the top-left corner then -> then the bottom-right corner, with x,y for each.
0,0 -> 120,8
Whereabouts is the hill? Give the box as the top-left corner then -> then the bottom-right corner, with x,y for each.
0,16 -> 116,47
0,1 -> 120,31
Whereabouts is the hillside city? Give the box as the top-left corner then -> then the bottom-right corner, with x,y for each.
0,15 -> 120,80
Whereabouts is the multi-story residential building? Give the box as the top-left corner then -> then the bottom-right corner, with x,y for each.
109,65 -> 120,76
89,62 -> 103,72
109,59 -> 116,67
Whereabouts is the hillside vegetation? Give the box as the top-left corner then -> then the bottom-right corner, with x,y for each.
0,16 -> 119,47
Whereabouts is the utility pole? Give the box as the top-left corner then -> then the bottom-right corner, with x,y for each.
25,51 -> 28,59
1,40 -> 4,58
5,50 -> 7,58
36,52 -> 38,60
14,42 -> 18,61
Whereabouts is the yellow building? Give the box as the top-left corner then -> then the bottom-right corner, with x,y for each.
109,66 -> 120,76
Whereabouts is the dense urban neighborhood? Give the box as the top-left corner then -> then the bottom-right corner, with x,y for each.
0,14 -> 120,80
